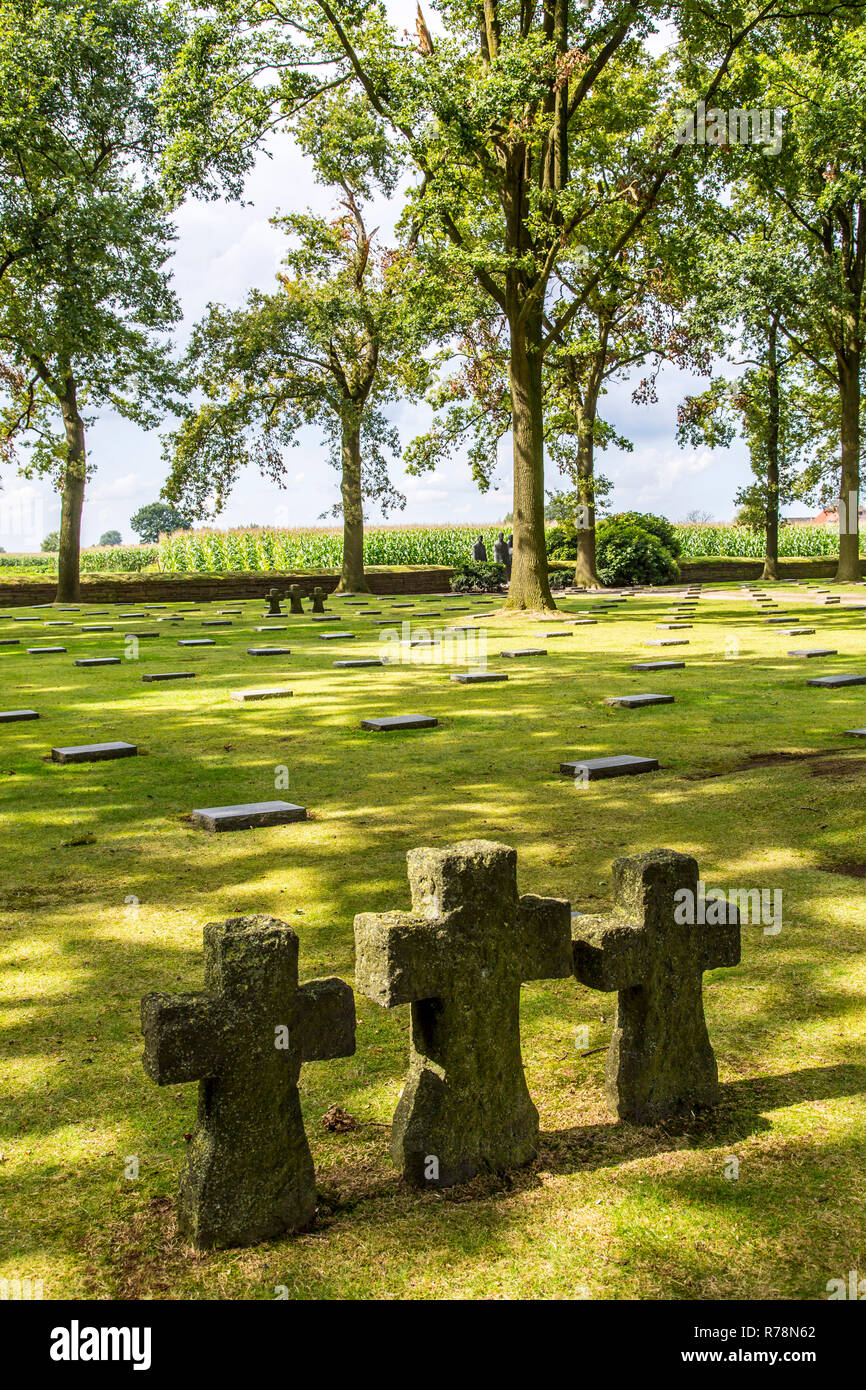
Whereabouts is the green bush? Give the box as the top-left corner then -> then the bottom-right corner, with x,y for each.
596,520 -> 679,586
606,511 -> 682,558
41,531 -> 59,552
544,524 -> 578,560
450,561 -> 507,592
549,566 -> 575,588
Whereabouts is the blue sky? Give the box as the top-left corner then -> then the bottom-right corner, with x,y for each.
0,6 -> 756,553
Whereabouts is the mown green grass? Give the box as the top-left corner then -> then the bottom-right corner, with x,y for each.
1,582 -> 865,1300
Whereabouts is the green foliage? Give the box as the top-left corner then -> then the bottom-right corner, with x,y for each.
605,512 -> 682,559
130,503 -> 192,544
156,526 -> 506,572
548,567 -> 576,589
450,562 -> 506,593
41,531 -> 59,551
596,520 -> 679,586
98,530 -> 122,547
80,545 -> 155,572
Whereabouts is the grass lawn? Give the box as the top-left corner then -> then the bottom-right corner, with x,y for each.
1,582 -> 865,1301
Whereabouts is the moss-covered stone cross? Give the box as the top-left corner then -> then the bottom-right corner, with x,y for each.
571,850 -> 740,1123
354,840 -> 571,1187
310,585 -> 327,613
265,587 -> 283,615
141,914 -> 355,1249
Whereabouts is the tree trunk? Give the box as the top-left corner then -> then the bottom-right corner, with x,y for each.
835,353 -> 861,582
574,390 -> 603,589
762,321 -> 781,581
56,379 -> 86,602
506,309 -> 555,610
338,419 -> 370,593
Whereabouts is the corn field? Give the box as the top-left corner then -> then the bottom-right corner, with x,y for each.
155,526 -> 507,572
150,522 -> 851,572
675,524 -> 845,558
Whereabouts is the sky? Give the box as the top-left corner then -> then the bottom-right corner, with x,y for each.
0,4 -> 757,554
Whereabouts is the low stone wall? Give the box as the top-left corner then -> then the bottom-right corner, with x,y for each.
0,566 -> 455,607
679,557 -> 843,582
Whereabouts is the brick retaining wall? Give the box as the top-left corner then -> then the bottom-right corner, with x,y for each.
0,567 -> 455,607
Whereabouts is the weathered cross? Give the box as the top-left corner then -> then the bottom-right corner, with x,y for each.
287,584 -> 305,614
265,587 -> 283,616
310,586 -> 327,613
141,914 -> 355,1249
571,850 -> 740,1123
354,840 -> 570,1187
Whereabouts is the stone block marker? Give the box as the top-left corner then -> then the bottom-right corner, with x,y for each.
247,647 -> 292,657
191,801 -> 307,832
501,649 -> 547,658
807,674 -> 866,688
571,849 -> 740,1122
230,688 -> 293,702
318,632 -> 355,641
51,741 -> 138,764
604,694 -> 675,709
74,657 -> 122,667
0,639 -> 21,646
141,672 -> 196,682
629,660 -> 685,672
141,915 -> 355,1249
360,715 -> 438,731
450,671 -> 508,684
27,646 -> 66,655
844,728 -> 866,738
559,754 -> 659,780
789,649 -> 837,658
333,659 -> 386,668
255,625 -> 288,632
644,639 -> 689,647
178,639 -> 215,647
0,709 -> 39,722
354,840 -> 571,1186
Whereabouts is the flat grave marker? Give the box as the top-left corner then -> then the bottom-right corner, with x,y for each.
0,709 -> 38,722
559,754 -> 659,780
629,661 -> 685,672
360,714 -> 438,731
605,693 -> 675,709
231,688 -> 293,702
51,741 -> 137,764
501,648 -> 547,657
191,801 -> 307,832
142,671 -> 196,682
248,647 -> 292,657
450,671 -> 508,684
75,657 -> 122,667
27,646 -> 66,655
789,648 -> 837,658
807,673 -> 866,688
333,658 -> 385,668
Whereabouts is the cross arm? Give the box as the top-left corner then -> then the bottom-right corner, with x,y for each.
700,914 -> 741,973
571,914 -> 649,992
140,991 -> 231,1085
296,977 -> 356,1062
516,894 -> 572,981
354,910 -> 449,1007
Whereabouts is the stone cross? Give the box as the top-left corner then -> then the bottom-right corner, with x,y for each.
141,914 -> 355,1249
354,840 -> 570,1187
571,850 -> 740,1123
287,584 -> 305,614
310,585 -> 327,613
265,588 -> 283,616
